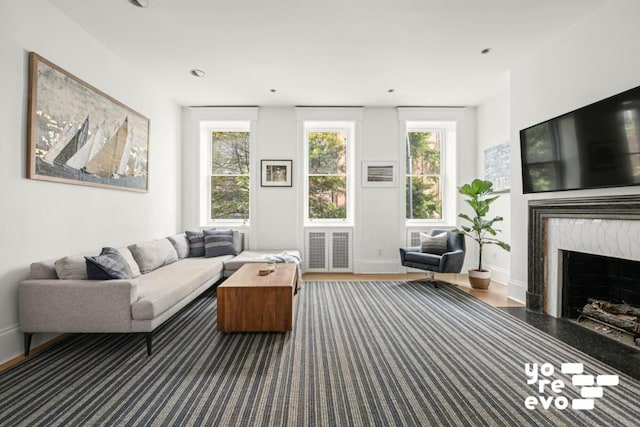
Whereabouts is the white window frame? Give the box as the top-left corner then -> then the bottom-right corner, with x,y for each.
303,120 -> 355,226
405,125 -> 446,222
205,121 -> 252,225
399,115 -> 459,227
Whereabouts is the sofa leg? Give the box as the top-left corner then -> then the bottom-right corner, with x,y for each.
145,333 -> 153,356
24,333 -> 33,357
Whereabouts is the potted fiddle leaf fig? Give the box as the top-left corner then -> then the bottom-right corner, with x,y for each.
452,179 -> 510,289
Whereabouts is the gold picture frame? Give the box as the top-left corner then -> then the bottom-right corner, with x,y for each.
27,52 -> 150,192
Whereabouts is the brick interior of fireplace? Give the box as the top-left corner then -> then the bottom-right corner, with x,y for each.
562,251 -> 640,318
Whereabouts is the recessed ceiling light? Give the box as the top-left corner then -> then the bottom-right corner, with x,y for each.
388,89 -> 395,93
270,89 -> 277,93
130,0 -> 149,7
481,48 -> 492,55
190,69 -> 206,77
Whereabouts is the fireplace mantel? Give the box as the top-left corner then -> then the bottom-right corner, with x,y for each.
527,195 -> 640,312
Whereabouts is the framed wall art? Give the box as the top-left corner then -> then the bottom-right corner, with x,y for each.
362,161 -> 396,187
261,159 -> 292,187
27,52 -> 150,192
484,142 -> 510,193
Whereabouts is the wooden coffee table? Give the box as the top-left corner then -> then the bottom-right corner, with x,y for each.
217,263 -> 298,332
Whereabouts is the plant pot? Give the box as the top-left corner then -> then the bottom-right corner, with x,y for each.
468,269 -> 491,290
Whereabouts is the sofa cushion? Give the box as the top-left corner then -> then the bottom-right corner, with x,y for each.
420,232 -> 448,255
204,229 -> 237,257
55,256 -> 88,280
30,259 -> 59,279
116,247 -> 142,278
85,248 -> 134,280
167,234 -> 190,259
405,251 -> 441,267
185,230 -> 205,257
131,256 -> 232,320
129,239 -> 178,274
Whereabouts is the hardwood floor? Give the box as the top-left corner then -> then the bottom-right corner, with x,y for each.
302,272 -> 524,308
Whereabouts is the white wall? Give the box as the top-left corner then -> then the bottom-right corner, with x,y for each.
182,106 -> 478,273
0,1 -> 181,363
476,91 -> 511,284
509,0 -> 640,302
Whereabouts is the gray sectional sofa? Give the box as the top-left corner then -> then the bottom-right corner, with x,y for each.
19,231 -> 302,356
19,233 -> 236,356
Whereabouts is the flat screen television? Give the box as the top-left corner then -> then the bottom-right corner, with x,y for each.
519,85 -> 640,194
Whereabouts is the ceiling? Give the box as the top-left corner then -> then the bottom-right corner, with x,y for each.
50,0 -> 606,108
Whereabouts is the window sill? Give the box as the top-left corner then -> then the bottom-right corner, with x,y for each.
203,221 -> 250,229
304,222 -> 353,228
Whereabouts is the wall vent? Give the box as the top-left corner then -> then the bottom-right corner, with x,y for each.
307,232 -> 327,270
332,232 -> 350,269
305,228 -> 353,272
409,231 -> 421,247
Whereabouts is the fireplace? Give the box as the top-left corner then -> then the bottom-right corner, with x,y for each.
526,195 -> 640,316
562,251 -> 640,318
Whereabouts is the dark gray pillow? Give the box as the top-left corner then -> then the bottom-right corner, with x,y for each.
85,247 -> 134,280
420,232 -> 448,255
204,229 -> 237,257
185,230 -> 205,257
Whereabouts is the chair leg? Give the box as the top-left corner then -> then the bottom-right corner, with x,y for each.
425,271 -> 438,288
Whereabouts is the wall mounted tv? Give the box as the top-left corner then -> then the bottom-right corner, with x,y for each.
520,85 -> 640,194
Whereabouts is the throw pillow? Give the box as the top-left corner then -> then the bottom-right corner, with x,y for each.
55,256 -> 88,280
420,232 -> 448,255
167,234 -> 190,259
204,229 -> 238,257
116,247 -> 142,278
85,248 -> 134,280
185,230 -> 205,257
128,239 -> 178,274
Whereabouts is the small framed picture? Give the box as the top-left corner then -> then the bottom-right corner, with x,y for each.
362,161 -> 396,187
261,160 -> 292,187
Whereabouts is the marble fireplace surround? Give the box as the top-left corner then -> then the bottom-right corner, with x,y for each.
527,195 -> 640,317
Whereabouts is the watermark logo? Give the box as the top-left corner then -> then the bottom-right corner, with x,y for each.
524,363 -> 619,410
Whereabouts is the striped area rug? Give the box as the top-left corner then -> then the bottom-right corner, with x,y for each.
2,280 -> 640,426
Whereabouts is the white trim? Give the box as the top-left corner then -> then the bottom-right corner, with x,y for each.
295,107 -> 364,121
508,278 -> 527,304
354,260 -> 403,274
397,107 -> 466,121
482,263 -> 510,285
303,121 -> 356,226
191,109 -> 259,240
189,106 -> 258,121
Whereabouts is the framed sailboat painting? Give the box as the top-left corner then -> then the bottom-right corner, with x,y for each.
27,52 -> 150,192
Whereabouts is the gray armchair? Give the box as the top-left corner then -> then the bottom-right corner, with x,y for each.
399,229 -> 466,288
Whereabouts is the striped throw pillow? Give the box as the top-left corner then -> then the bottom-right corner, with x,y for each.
420,232 -> 448,255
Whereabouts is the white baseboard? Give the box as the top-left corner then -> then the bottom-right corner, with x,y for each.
0,324 -> 23,364
354,260 -> 402,274
508,278 -> 527,304
483,263 -> 510,285
0,323 -> 60,365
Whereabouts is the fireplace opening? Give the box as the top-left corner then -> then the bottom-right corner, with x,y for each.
562,250 -> 640,345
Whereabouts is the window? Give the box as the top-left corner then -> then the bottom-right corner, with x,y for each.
208,124 -> 250,222
304,122 -> 353,223
406,128 -> 444,220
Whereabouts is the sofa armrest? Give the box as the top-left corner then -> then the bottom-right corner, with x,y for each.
439,250 -> 465,274
19,279 -> 138,333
